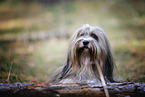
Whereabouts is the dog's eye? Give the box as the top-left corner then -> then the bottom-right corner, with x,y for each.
91,34 -> 98,40
79,33 -> 84,36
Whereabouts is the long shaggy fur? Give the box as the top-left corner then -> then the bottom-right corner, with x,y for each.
46,24 -> 115,84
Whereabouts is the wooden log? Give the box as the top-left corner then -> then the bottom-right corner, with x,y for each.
0,82 -> 145,97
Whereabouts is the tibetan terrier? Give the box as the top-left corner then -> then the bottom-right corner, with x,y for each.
47,24 -> 115,84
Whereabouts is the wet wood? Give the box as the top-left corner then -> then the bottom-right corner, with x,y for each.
0,82 -> 145,97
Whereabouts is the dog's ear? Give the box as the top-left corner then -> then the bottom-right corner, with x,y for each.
59,57 -> 72,80
103,35 -> 115,82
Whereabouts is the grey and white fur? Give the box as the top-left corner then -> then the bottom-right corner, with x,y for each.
46,24 -> 115,84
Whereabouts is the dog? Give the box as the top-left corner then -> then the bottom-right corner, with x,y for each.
46,24 -> 115,84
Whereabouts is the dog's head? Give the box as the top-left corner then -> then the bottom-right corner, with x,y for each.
70,24 -> 108,61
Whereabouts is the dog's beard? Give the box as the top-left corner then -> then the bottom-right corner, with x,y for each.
75,48 -> 96,82
63,43 -> 101,84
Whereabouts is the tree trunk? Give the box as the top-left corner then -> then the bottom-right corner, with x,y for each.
0,82 -> 145,97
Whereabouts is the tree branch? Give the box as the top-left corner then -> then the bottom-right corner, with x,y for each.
0,82 -> 145,97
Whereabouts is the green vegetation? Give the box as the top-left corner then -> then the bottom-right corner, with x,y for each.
0,0 -> 145,83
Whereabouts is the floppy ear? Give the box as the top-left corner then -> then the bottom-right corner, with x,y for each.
103,35 -> 115,82
59,57 -> 72,80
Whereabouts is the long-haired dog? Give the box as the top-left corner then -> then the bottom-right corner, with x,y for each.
46,24 -> 115,84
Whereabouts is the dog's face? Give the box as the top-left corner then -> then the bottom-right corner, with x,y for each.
69,25 -> 108,69
75,28 -> 98,56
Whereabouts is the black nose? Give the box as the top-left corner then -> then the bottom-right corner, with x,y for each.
83,40 -> 89,46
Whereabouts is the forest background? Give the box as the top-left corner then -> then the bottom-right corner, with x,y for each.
0,0 -> 144,83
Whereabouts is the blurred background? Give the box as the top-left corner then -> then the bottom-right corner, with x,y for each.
0,0 -> 144,83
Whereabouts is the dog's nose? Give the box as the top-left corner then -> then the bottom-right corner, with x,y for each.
83,40 -> 89,46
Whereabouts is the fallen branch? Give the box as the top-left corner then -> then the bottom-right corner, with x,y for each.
0,82 -> 145,97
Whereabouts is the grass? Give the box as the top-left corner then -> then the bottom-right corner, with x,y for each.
0,0 -> 145,83
0,39 -> 68,83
